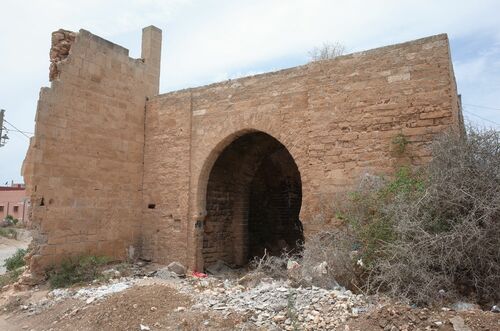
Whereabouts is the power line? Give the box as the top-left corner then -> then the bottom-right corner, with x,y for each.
2,126 -> 33,136
3,119 -> 32,139
463,103 -> 500,111
3,127 -> 34,137
462,108 -> 500,126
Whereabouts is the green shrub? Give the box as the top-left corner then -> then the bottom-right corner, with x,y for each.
48,255 -> 110,288
392,133 -> 409,155
0,228 -> 17,239
4,248 -> 27,271
4,215 -> 19,226
383,167 -> 425,196
341,167 -> 424,266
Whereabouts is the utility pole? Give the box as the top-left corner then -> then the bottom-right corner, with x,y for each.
0,109 -> 4,142
0,109 -> 8,147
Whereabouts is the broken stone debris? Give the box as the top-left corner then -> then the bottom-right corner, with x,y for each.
449,316 -> 472,331
74,281 -> 132,301
10,262 -> 491,331
102,268 -> 121,279
17,279 -> 135,317
205,260 -> 233,275
166,261 -> 186,277
237,271 -> 267,288
178,275 -> 369,330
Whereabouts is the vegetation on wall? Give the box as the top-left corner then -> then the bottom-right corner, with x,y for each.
391,133 -> 409,155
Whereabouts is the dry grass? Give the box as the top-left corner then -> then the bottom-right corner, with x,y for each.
248,233 -> 362,290
366,128 -> 500,305
248,249 -> 291,280
300,231 -> 361,290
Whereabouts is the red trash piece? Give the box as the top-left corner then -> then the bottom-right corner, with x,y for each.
192,271 -> 208,278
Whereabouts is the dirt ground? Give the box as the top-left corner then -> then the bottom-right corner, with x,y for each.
1,284 -> 247,331
0,264 -> 498,331
349,304 -> 500,331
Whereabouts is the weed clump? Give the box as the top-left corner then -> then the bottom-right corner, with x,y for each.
392,133 -> 409,155
4,248 -> 27,271
48,255 -> 110,288
0,228 -> 17,239
0,248 -> 27,287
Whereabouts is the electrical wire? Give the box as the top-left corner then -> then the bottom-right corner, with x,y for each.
463,103 -> 500,111
3,120 -> 32,139
2,126 -> 33,136
462,108 -> 500,126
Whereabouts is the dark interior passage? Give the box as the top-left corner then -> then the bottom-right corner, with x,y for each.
203,132 -> 303,267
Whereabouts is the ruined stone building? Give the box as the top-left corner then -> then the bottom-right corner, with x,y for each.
22,26 -> 463,278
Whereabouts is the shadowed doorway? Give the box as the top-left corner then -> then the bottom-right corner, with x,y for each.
202,132 -> 303,267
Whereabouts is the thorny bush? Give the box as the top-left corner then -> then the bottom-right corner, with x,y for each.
300,230 -> 360,290
341,128 -> 500,305
248,128 -> 499,306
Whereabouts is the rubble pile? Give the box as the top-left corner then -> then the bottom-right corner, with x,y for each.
171,273 -> 370,330
4,261 -> 495,330
25,261 -> 372,329
13,278 -> 136,317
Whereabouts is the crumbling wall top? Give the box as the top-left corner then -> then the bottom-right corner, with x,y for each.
49,29 -> 76,81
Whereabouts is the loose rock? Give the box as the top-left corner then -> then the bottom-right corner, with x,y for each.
166,262 -> 186,277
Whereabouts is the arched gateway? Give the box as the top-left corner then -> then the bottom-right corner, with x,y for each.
202,131 -> 304,267
23,27 -> 462,279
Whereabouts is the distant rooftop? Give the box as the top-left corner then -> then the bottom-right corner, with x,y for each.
0,182 -> 25,190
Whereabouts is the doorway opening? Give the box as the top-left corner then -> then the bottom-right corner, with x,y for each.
202,132 -> 303,267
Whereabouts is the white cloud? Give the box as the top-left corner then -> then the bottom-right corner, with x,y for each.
160,0 -> 500,90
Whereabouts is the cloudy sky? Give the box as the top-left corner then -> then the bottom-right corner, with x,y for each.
1,0 -> 499,184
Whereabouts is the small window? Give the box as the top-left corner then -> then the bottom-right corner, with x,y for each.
0,206 -> 4,212
13,206 -> 19,212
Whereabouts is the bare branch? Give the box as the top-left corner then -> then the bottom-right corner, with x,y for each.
309,42 -> 346,61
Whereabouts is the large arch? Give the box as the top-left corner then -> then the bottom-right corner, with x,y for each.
200,131 -> 304,268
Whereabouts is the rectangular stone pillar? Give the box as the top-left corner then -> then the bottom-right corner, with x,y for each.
142,25 -> 162,96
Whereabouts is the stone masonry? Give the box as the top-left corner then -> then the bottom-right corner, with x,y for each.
23,26 -> 463,279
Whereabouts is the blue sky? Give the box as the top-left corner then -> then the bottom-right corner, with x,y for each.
1,0 -> 499,183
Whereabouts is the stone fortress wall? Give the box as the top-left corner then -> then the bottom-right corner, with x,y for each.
23,26 -> 463,279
